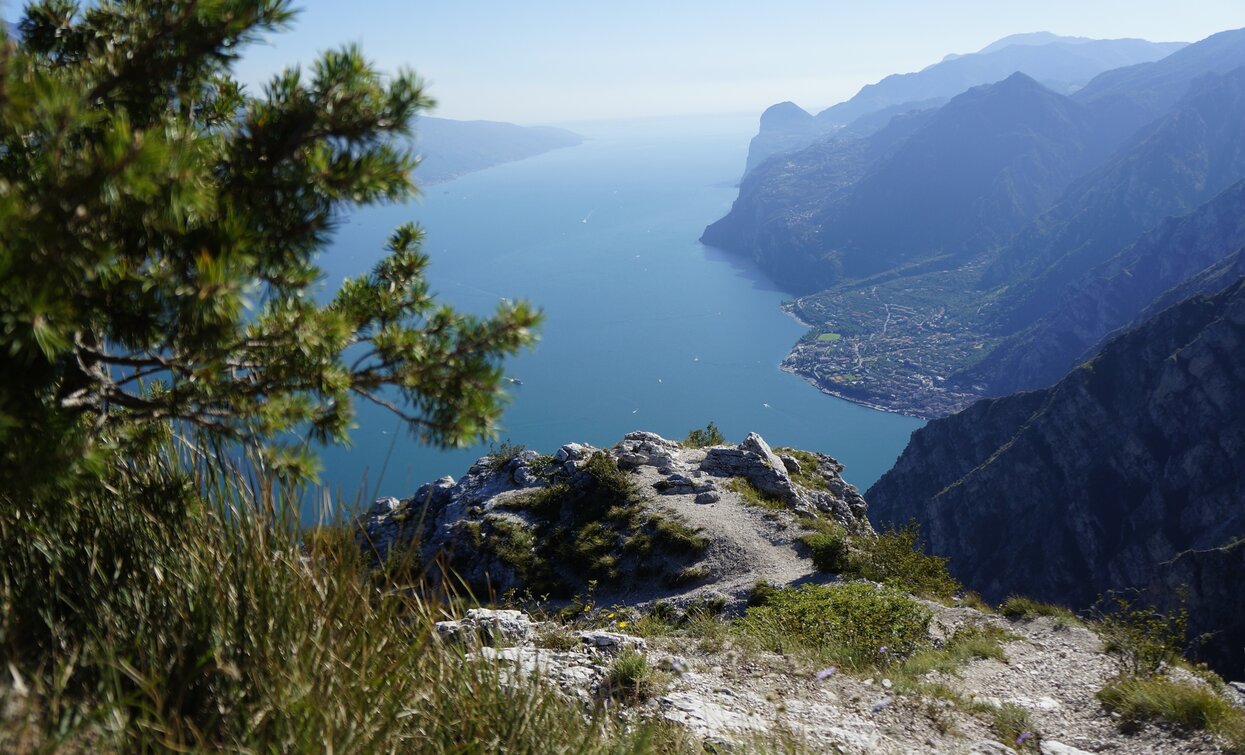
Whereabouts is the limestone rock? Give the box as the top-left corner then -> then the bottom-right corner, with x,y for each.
1041,741 -> 1095,755
577,630 -> 646,652
436,609 -> 538,646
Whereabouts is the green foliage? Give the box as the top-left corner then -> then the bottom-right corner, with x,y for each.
0,0 -> 539,497
998,596 -> 1079,623
774,447 -> 831,491
848,525 -> 960,600
800,523 -> 959,600
604,650 -> 664,703
968,702 -> 1038,751
1094,598 -> 1188,677
487,440 -> 528,473
747,579 -> 781,607
683,421 -> 726,448
482,456 -> 707,596
0,447 -> 657,751
724,476 -> 787,509
894,624 -> 1012,691
800,531 -> 851,573
737,582 -> 932,670
1097,675 -> 1245,750
667,564 -> 711,586
650,515 -> 709,554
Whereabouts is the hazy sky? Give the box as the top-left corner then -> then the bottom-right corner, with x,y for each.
235,1 -> 1245,125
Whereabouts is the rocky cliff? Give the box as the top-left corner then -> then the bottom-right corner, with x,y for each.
360,431 -> 869,606
957,177 -> 1245,395
704,74 -> 1105,292
739,35 -> 1185,178
868,276 -> 1245,676
358,430 -> 1245,752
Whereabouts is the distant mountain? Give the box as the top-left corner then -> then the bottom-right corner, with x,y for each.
712,27 -> 1245,419
1073,27 -> 1245,139
958,178 -> 1245,395
741,34 -> 1185,175
815,35 -> 1185,129
984,64 -> 1245,331
868,275 -> 1245,675
704,74 -> 1106,292
976,32 -> 1098,55
413,117 -> 581,184
741,102 -> 824,175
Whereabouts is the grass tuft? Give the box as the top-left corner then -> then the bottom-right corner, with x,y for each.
1097,675 -> 1245,750
998,596 -> 1079,623
724,476 -> 787,510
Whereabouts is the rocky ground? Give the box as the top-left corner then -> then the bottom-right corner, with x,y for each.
435,605 -> 1243,753
359,431 -> 1245,753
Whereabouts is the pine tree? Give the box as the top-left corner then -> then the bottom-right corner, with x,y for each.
0,1 -> 539,492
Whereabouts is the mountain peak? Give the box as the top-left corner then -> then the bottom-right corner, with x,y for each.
977,31 -> 1097,55
759,101 -> 815,130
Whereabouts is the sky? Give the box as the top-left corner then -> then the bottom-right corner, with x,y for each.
234,1 -> 1245,125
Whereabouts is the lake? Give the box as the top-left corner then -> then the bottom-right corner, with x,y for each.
312,113 -> 922,514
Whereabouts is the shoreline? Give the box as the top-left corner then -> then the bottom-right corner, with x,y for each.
778,362 -> 935,421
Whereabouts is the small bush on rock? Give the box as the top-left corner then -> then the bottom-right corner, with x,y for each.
800,532 -> 851,573
849,525 -> 959,601
604,650 -> 664,702
738,582 -> 931,670
1094,598 -> 1189,677
683,422 -> 726,448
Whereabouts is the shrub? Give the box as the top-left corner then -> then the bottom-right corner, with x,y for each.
848,525 -> 959,600
738,582 -> 932,669
683,422 -> 726,448
747,579 -> 780,607
801,532 -> 852,573
1094,598 -> 1188,677
487,440 -> 529,473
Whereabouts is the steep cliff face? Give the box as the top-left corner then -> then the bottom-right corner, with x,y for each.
985,65 -> 1245,329
958,180 -> 1245,395
868,277 -> 1245,674
741,102 -> 830,176
703,75 -> 1103,291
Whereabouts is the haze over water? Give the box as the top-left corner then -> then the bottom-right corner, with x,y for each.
312,114 -> 922,514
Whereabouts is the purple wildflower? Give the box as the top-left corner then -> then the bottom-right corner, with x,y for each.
869,697 -> 892,714
1016,731 -> 1033,746
877,646 -> 889,654
816,667 -> 838,680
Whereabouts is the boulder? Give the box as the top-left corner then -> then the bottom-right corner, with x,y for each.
436,608 -> 538,646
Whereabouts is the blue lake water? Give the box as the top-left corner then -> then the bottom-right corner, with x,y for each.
312,113 -> 922,514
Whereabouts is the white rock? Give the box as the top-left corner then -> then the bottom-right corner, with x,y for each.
577,630 -> 646,651
1040,741 -> 1095,755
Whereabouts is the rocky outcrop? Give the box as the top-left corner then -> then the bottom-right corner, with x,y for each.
359,431 -> 872,606
957,176 -> 1245,396
425,606 -> 1234,753
741,102 -> 829,177
705,74 -> 1111,292
868,276 -> 1245,676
